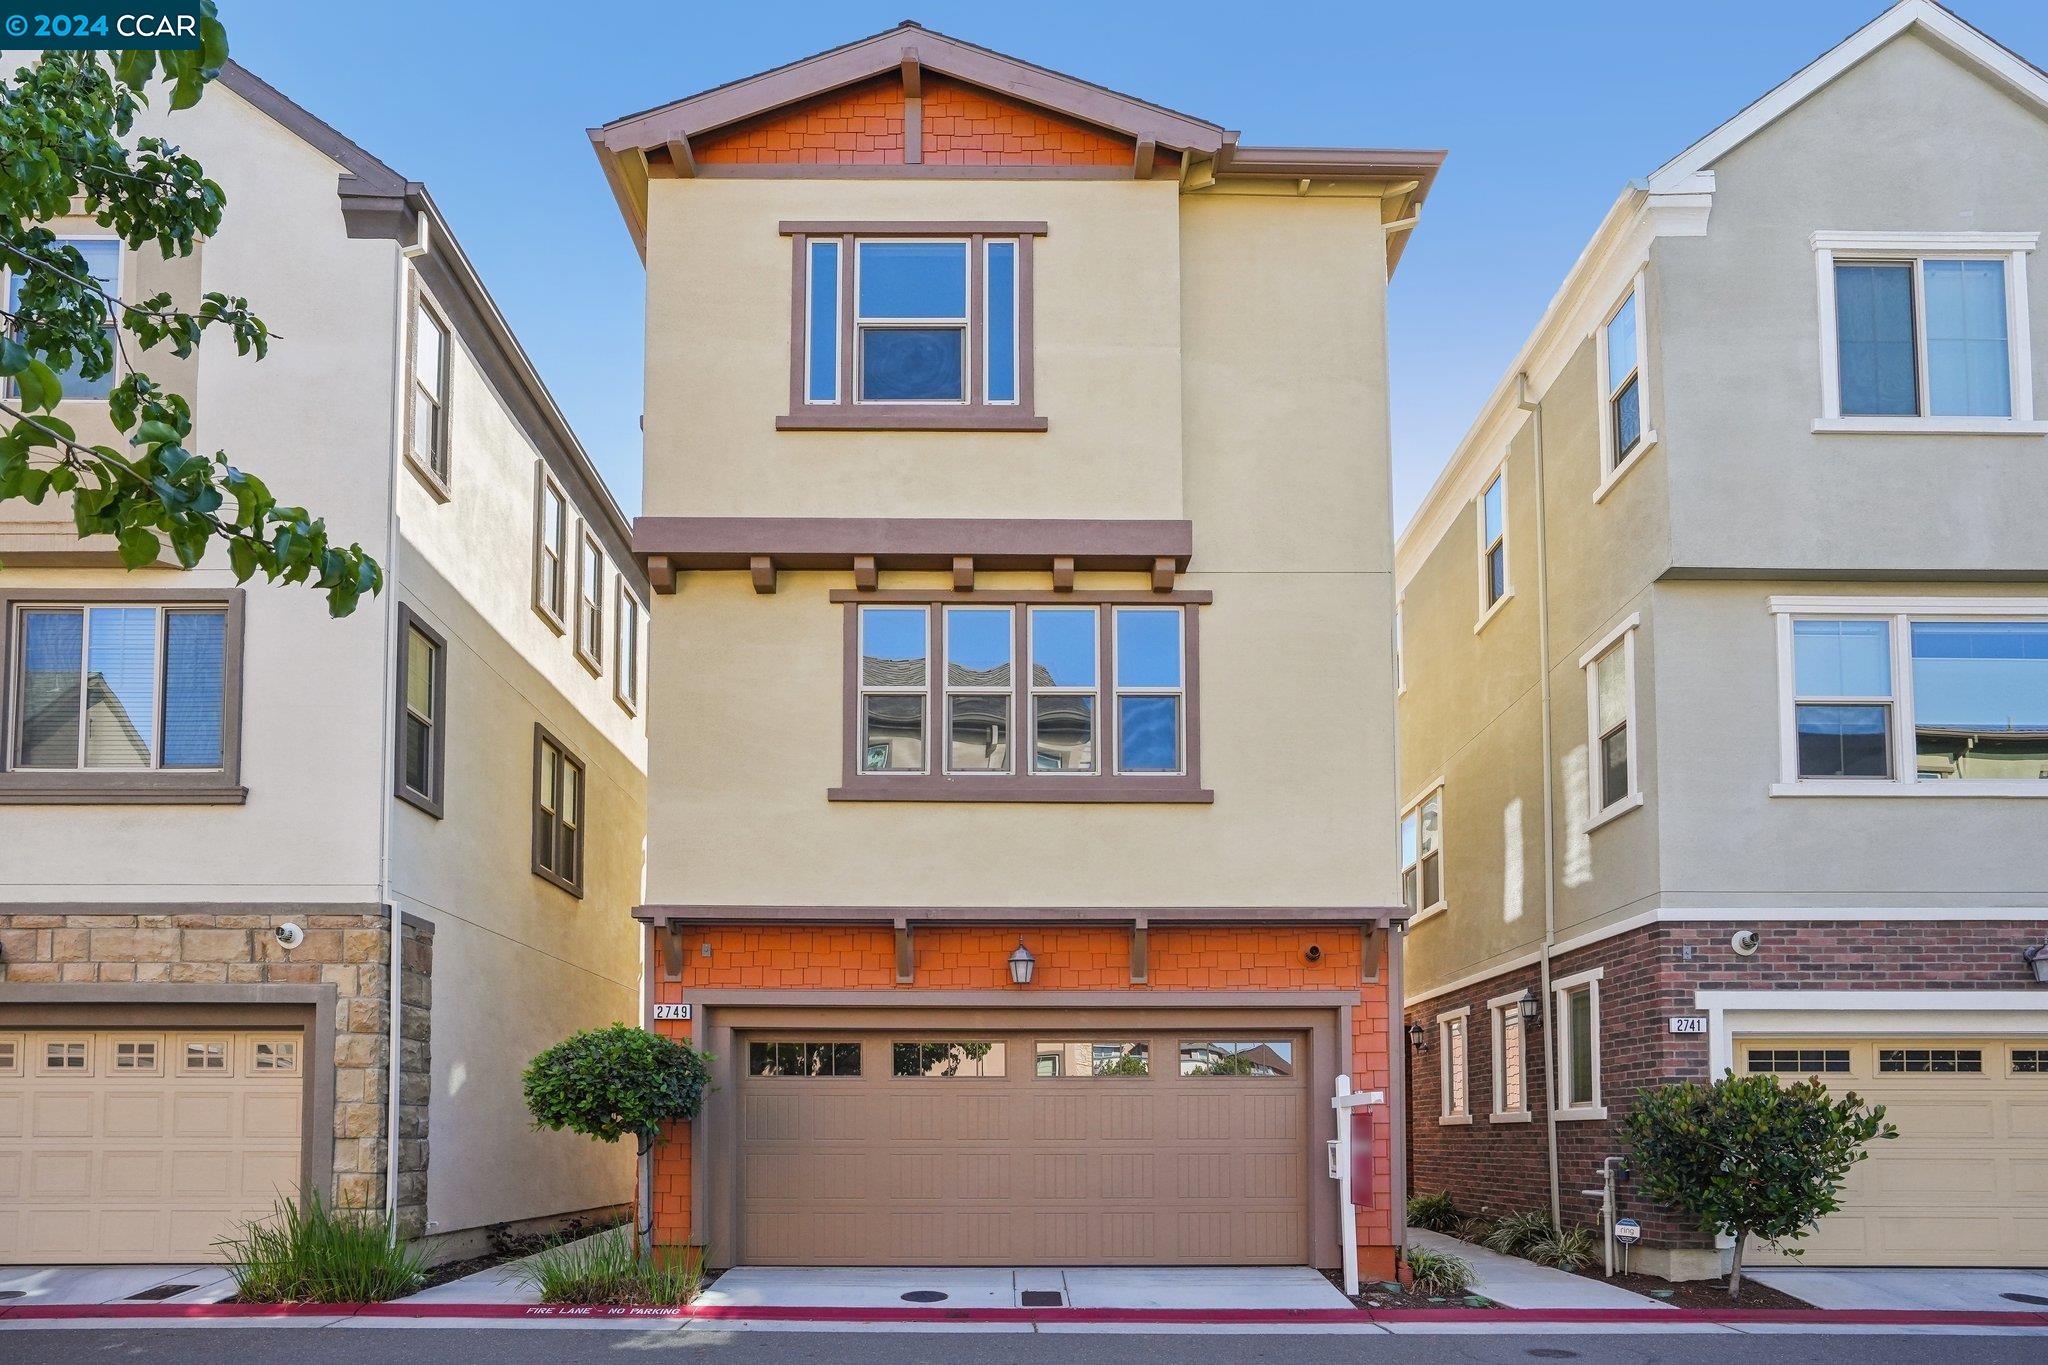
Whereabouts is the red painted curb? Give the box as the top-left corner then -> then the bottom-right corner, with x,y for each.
3,1301 -> 2047,1328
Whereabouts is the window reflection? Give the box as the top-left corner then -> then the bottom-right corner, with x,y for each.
1178,1039 -> 1294,1077
892,1041 -> 1006,1078
1035,1040 -> 1148,1077
1911,621 -> 2048,779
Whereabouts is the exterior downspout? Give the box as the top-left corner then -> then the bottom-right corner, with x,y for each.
1517,370 -> 1563,1232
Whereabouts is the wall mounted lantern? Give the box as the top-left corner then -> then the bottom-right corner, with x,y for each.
2026,943 -> 2048,985
1008,940 -> 1036,987
1406,1021 -> 1428,1052
1519,991 -> 1541,1026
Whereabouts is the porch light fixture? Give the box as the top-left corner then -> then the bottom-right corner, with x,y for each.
1519,991 -> 1541,1026
1008,940 -> 1036,987
2026,943 -> 2048,985
1406,1021 -> 1427,1052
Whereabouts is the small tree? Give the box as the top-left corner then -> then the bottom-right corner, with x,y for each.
1625,1071 -> 1895,1298
524,1025 -> 712,1156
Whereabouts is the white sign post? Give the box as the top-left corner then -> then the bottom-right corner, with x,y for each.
1331,1076 -> 1386,1297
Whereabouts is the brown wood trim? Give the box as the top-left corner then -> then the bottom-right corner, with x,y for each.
1,900 -> 391,919
1051,557 -> 1074,592
1131,917 -> 1149,984
636,906 -> 1406,926
647,554 -> 677,596
779,220 -> 1049,238
0,982 -> 338,1218
1151,557 -> 1176,592
851,556 -> 878,591
950,556 -> 974,591
776,407 -> 1047,432
894,919 -> 914,985
0,586 -> 247,805
749,556 -> 777,595
702,165 -> 1137,181
393,603 -> 448,820
784,233 -> 808,418
636,517 -> 1193,573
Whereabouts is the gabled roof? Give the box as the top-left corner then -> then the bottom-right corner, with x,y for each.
1647,0 -> 2048,194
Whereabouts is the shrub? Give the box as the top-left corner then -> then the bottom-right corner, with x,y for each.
1403,1244 -> 1474,1297
1453,1215 -> 1498,1244
1406,1190 -> 1461,1233
510,1227 -> 704,1307
1482,1208 -> 1554,1257
1626,1071 -> 1895,1298
1526,1224 -> 1598,1273
216,1194 -> 427,1304
524,1024 -> 713,1157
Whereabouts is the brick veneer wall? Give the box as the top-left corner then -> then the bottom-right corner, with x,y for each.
1404,917 -> 2046,1267
647,923 -> 1396,1270
0,907 -> 434,1236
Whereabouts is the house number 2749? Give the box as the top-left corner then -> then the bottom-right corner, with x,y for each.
653,1004 -> 691,1021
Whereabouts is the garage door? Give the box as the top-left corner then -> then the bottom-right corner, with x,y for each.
737,1030 -> 1309,1265
0,1029 -> 305,1264
1743,1036 -> 2048,1266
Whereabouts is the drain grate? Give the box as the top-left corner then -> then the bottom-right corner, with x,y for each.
900,1290 -> 948,1304
126,1285 -> 200,1302
1019,1290 -> 1064,1307
2001,1292 -> 2048,1306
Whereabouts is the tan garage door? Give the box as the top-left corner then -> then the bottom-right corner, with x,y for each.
0,1029 -> 305,1264
1743,1036 -> 2048,1266
737,1031 -> 1309,1265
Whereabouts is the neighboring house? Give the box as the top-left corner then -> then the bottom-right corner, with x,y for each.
0,63 -> 647,1264
590,22 -> 1439,1274
1395,0 -> 2048,1279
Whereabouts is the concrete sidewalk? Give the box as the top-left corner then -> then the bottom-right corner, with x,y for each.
696,1265 -> 1352,1310
0,1263 -> 239,1307
1749,1268 -> 2048,1313
1408,1230 -> 1673,1310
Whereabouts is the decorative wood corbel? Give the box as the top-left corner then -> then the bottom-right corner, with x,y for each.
894,918 -> 915,984
647,554 -> 677,595
660,921 -> 686,980
1361,925 -> 1382,983
1051,556 -> 1075,592
750,555 -> 777,595
952,555 -> 975,591
1151,556 -> 1176,592
1130,916 -> 1149,985
853,554 -> 878,591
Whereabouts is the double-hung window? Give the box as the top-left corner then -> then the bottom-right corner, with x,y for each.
615,583 -> 641,714
1774,597 -> 2048,790
407,291 -> 451,492
5,236 -> 121,401
1580,616 -> 1640,823
394,607 -> 445,818
837,598 -> 1205,800
1400,787 -> 1444,917
1478,471 -> 1508,615
1553,969 -> 1603,1119
2,593 -> 243,802
783,223 -> 1044,430
1815,233 -> 2039,430
532,725 -> 584,896
1596,278 -> 1652,479
575,527 -> 605,674
533,464 -> 568,631
1438,1008 -> 1470,1123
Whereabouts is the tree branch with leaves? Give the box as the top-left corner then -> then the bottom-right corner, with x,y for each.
0,4 -> 380,616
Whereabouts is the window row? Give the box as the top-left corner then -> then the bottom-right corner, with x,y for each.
854,603 -> 1191,781
1437,979 -> 1599,1124
532,463 -> 643,714
0,1032 -> 298,1079
745,1037 -> 1296,1080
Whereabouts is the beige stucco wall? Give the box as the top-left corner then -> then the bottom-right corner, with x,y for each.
1658,31 -> 2048,575
643,184 -> 1402,913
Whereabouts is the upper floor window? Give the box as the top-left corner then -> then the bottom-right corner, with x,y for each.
1813,232 -> 2041,432
406,291 -> 451,494
1773,597 -> 2048,793
1596,279 -> 1651,482
575,526 -> 605,675
615,582 -> 641,715
780,222 -> 1045,431
5,236 -> 121,401
533,464 -> 568,632
395,607 -> 445,818
532,724 -> 584,896
832,595 -> 1209,802
1400,786 -> 1444,918
1478,470 -> 1508,616
1580,616 -> 1641,826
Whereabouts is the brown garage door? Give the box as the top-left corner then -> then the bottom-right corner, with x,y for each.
0,1029 -> 304,1264
1743,1036 -> 2048,1267
737,1030 -> 1309,1265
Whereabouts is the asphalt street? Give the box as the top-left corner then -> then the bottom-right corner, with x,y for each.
3,1328 -> 2046,1363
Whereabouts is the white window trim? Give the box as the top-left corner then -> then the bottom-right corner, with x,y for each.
1474,466 -> 1513,632
1553,966 -> 1606,1121
574,524 -> 605,676
1811,230 -> 2045,434
1111,606 -> 1187,779
803,238 -> 841,406
1578,613 -> 1643,829
858,604 -> 932,776
3,232 -> 123,406
1400,780 -> 1447,924
1487,990 -> 1533,1123
1437,1005 -> 1472,1125
1592,273 -> 1658,501
1027,605 -> 1099,778
982,238 -> 1020,407
942,605 -> 1015,777
1768,594 -> 2048,797
853,237 -> 971,408
614,580 -> 641,716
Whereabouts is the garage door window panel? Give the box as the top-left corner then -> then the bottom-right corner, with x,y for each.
748,1041 -> 862,1077
1879,1047 -> 1983,1074
2012,1048 -> 2048,1075
0,1035 -> 19,1076
41,1038 -> 89,1074
182,1038 -> 229,1074
1034,1040 -> 1149,1078
1178,1039 -> 1294,1077
113,1038 -> 161,1074
892,1041 -> 1007,1078
1747,1047 -> 1850,1075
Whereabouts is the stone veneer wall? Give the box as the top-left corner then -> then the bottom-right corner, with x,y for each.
0,907 -> 433,1237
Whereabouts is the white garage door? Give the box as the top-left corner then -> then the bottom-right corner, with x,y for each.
0,1029 -> 305,1264
1743,1036 -> 2048,1267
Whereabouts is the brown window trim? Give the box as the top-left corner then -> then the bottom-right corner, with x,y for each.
531,722 -> 586,898
574,521 -> 605,678
830,592 -> 1210,804
531,460 -> 568,635
0,586 -> 246,805
779,221 -> 1046,433
393,603 -> 447,820
402,280 -> 453,503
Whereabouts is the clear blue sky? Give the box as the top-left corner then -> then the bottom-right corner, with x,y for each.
219,0 -> 2048,527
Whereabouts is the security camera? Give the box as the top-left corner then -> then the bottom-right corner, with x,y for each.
1304,944 -> 1323,964
1730,929 -> 1761,957
274,922 -> 305,951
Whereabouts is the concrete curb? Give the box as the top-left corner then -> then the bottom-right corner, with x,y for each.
3,1302 -> 2047,1328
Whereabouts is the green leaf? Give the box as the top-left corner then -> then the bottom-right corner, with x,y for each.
116,526 -> 161,567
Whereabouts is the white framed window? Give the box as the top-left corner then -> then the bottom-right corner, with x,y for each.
575,525 -> 605,674
1812,231 -> 2042,434
1579,614 -> 1641,826
855,239 -> 969,404
1770,596 -> 2048,794
1399,785 -> 1445,919
8,603 -> 229,772
1477,468 -> 1509,622
1489,992 -> 1531,1121
532,464 -> 568,631
41,1037 -> 90,1074
944,605 -> 1013,775
1553,967 -> 1604,1119
1437,1007 -> 1471,1123
1028,605 -> 1096,773
859,605 -> 929,774
4,235 -> 122,402
615,582 -> 641,715
406,290 -> 451,491
1594,274 -> 1655,494
1113,606 -> 1184,776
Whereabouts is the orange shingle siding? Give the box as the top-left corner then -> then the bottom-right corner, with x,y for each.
647,924 -> 1396,1260
688,74 -> 1134,168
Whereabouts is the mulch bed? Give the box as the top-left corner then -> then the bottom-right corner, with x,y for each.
1322,1269 -> 1497,1311
1567,1266 -> 1816,1311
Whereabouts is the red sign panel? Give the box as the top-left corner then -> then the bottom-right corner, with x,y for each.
1348,1107 -> 1374,1200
